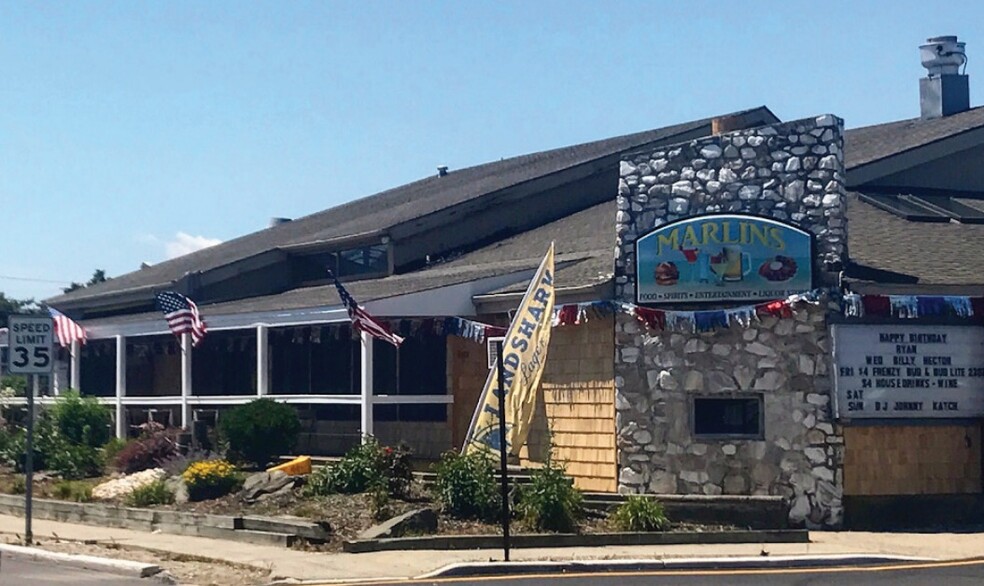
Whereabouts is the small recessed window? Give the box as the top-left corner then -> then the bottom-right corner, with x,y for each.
693,396 -> 763,438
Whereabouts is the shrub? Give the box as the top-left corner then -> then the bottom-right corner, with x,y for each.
114,431 -> 177,474
305,439 -> 413,498
125,479 -> 175,507
102,437 -> 128,468
368,481 -> 391,521
515,459 -> 583,533
1,414 -> 60,473
307,440 -> 385,496
219,399 -> 300,467
53,480 -> 93,503
433,451 -> 501,520
182,459 -> 241,501
0,376 -> 27,396
52,391 -> 112,448
611,496 -> 670,532
382,442 -> 413,498
47,441 -> 104,480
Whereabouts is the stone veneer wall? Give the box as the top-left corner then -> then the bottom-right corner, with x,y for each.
613,115 -> 847,528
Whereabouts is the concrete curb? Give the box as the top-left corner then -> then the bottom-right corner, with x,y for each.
343,529 -> 809,553
0,542 -> 164,578
418,554 -> 936,578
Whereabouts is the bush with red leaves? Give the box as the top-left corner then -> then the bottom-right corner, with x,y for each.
114,428 -> 178,474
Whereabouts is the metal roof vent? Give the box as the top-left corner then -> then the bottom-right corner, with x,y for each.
437,165 -> 449,177
269,217 -> 292,228
921,36 -> 967,76
920,36 -> 970,119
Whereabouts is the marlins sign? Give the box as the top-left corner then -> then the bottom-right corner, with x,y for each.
464,243 -> 555,457
636,214 -> 812,303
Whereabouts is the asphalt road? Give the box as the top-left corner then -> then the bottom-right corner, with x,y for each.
0,554 -> 149,585
334,559 -> 984,586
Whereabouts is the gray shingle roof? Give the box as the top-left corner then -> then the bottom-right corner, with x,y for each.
844,106 -> 984,170
50,107 -> 777,306
845,192 -> 984,287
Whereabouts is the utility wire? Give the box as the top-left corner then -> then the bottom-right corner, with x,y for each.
0,274 -> 69,285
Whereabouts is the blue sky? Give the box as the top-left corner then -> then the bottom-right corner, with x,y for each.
2,1 -> 983,302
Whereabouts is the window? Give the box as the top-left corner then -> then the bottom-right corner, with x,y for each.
337,244 -> 389,276
693,396 -> 763,438
372,333 -> 448,421
291,243 -> 390,285
270,325 -> 360,395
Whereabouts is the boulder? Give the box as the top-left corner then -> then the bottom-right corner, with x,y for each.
240,471 -> 299,503
358,508 -> 438,540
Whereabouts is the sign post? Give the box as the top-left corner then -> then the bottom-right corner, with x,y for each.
7,315 -> 55,546
495,340 -> 510,562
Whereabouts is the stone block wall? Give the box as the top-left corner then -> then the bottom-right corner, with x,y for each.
612,115 -> 847,528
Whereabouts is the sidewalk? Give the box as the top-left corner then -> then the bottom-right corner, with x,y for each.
0,514 -> 981,583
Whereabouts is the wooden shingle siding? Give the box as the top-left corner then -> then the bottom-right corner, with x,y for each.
844,424 -> 982,496
520,317 -> 617,492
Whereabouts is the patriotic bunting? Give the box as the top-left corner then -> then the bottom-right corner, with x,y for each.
620,289 -> 825,333
441,316 -> 506,344
840,293 -> 983,320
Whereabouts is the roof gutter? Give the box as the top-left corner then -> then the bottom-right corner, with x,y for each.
472,279 -> 614,314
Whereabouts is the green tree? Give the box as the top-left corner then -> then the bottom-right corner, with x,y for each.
0,292 -> 37,329
62,269 -> 108,294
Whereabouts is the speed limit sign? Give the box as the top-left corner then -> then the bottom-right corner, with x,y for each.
7,315 -> 54,374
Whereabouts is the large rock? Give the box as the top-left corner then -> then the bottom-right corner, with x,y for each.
241,471 -> 299,503
358,508 -> 438,540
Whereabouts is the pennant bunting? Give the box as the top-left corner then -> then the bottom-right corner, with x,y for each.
841,293 -> 981,320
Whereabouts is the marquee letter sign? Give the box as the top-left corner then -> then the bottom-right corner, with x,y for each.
635,214 -> 813,304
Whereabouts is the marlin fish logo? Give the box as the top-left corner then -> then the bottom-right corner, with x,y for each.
472,422 -> 513,452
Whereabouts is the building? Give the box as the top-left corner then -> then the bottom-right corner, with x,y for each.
41,36 -> 984,527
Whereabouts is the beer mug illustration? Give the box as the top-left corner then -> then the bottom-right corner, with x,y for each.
721,246 -> 751,282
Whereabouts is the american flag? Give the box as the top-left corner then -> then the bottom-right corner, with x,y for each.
155,291 -> 208,346
49,307 -> 87,348
327,269 -> 403,347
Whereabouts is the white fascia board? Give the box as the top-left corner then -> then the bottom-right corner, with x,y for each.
85,306 -> 352,339
83,268 -> 538,340
363,268 -> 539,317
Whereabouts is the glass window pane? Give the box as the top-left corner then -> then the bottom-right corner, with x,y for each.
694,397 -> 762,437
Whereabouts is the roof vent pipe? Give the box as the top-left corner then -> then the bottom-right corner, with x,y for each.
920,36 -> 970,119
437,165 -> 449,177
269,217 -> 292,228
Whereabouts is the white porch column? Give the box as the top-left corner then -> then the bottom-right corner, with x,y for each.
256,325 -> 269,396
360,330 -> 374,442
70,340 -> 81,391
180,332 -> 192,428
115,335 -> 126,439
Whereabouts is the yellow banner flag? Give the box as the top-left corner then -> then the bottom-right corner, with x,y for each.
463,243 -> 555,456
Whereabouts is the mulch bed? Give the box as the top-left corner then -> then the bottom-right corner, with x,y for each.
0,471 -> 735,552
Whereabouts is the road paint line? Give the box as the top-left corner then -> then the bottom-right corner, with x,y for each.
315,557 -> 984,586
